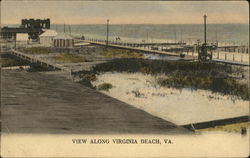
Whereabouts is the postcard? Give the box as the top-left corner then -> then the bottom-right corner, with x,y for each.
0,0 -> 249,157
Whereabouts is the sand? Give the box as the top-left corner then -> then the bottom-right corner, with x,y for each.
92,72 -> 249,125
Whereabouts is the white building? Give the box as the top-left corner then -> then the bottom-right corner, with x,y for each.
53,33 -> 74,48
39,30 -> 58,47
16,33 -> 29,44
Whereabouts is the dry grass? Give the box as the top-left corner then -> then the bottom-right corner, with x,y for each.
23,47 -> 50,54
101,48 -> 144,58
92,59 -> 249,100
198,122 -> 249,133
0,54 -> 30,67
52,53 -> 88,63
98,83 -> 113,91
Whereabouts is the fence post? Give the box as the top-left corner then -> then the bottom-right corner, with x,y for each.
233,54 -> 235,61
225,53 -> 227,60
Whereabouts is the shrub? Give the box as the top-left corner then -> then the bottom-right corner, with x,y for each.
83,73 -> 97,81
52,53 -> 87,63
23,47 -> 49,54
101,48 -> 144,58
98,83 -> 113,91
91,59 -> 248,100
140,67 -> 153,74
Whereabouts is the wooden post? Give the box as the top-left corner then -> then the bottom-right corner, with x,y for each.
233,54 -> 235,61
225,53 -> 227,60
106,19 -> 109,46
69,68 -> 72,79
204,14 -> 207,44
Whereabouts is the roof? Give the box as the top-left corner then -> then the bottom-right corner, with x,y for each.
39,30 -> 58,37
16,33 -> 29,41
54,33 -> 73,40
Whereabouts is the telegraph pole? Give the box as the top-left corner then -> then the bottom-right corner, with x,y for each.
106,19 -> 109,46
215,31 -> 217,42
180,29 -> 182,43
64,23 -> 65,33
174,30 -> 176,43
204,14 -> 207,44
69,25 -> 71,35
146,32 -> 148,43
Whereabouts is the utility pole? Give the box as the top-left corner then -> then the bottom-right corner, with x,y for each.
180,29 -> 182,43
174,30 -> 176,43
146,32 -> 148,43
14,35 -> 16,50
215,31 -> 217,42
146,32 -> 149,49
204,14 -> 207,44
106,19 -> 109,46
64,23 -> 65,33
69,25 -> 71,35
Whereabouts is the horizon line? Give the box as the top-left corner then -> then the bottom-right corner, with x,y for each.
2,22 -> 248,25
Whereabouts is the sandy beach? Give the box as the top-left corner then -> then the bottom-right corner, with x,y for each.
92,72 -> 249,125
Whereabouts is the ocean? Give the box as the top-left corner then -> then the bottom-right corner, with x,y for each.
50,24 -> 249,45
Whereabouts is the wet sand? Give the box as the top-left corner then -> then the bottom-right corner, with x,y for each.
1,70 -> 190,134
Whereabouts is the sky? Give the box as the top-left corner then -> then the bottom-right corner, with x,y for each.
1,0 -> 249,24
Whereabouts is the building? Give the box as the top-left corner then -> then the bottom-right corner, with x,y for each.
39,30 -> 58,47
53,33 -> 74,48
1,18 -> 50,40
16,33 -> 29,45
21,19 -> 50,29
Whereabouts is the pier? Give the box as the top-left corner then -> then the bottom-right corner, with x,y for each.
80,39 -> 195,59
80,39 -> 249,66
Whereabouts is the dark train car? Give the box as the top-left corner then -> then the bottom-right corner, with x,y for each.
0,18 -> 50,40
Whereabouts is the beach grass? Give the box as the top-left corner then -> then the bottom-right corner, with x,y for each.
23,47 -> 50,54
198,122 -> 249,133
90,58 -> 249,100
52,53 -> 88,63
0,54 -> 30,67
101,47 -> 144,58
97,83 -> 113,91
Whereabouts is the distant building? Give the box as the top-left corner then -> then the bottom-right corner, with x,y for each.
1,18 -> 50,40
39,30 -> 58,47
53,33 -> 74,48
16,33 -> 29,44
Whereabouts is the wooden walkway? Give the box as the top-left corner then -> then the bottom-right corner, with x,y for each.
82,40 -> 196,60
5,47 -> 249,69
9,49 -> 69,71
83,40 -> 249,66
212,59 -> 249,66
1,70 -> 191,134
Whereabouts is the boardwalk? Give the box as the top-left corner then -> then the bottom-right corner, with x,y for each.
1,70 -> 190,134
82,40 -> 249,66
4,45 -> 249,71
8,49 -> 68,71
82,40 -> 196,59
